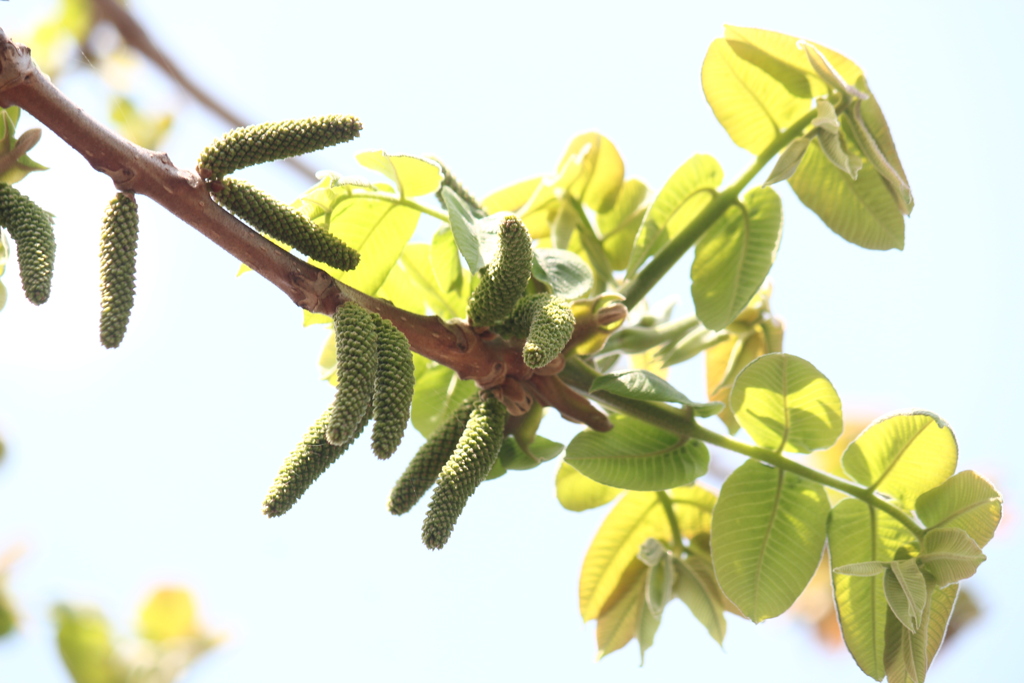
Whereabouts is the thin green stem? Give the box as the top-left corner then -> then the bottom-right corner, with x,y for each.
559,357 -> 926,539
657,491 -> 684,553
621,108 -> 818,309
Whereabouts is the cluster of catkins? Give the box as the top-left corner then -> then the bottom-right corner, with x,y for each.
262,190 -> 578,549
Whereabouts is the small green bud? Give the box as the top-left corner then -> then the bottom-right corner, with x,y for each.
98,193 -> 140,348
0,183 -> 55,305
328,303 -> 379,446
466,215 -> 533,327
198,115 -> 362,179
422,394 -> 507,550
504,293 -> 575,369
214,177 -> 359,271
370,316 -> 415,460
263,404 -> 372,518
387,397 -> 479,516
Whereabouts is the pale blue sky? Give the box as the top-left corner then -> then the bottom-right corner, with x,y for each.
1,1 -> 1021,681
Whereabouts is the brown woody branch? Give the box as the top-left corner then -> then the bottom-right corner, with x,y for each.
0,28 -> 613,430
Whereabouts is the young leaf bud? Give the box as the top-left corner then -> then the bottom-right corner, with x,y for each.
422,394 -> 507,549
466,215 -> 533,327
387,397 -> 480,516
213,178 -> 359,271
328,303 -> 379,447
262,404 -> 372,518
506,293 -> 576,369
198,115 -> 362,179
0,183 -> 55,305
370,316 -> 415,459
98,193 -> 140,348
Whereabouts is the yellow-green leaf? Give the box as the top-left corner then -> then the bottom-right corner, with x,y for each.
430,226 -> 464,294
53,604 -> 125,683
711,461 -> 830,622
828,499 -> 919,680
842,412 -> 957,510
917,528 -> 985,587
554,132 -> 624,213
596,557 -> 646,658
555,460 -> 621,512
884,560 -> 928,632
482,176 -> 542,214
565,414 -> 709,491
916,471 -> 1002,548
883,582 -> 958,683
673,555 -> 727,644
397,243 -> 468,318
599,178 -> 648,270
730,353 -> 843,453
702,38 -> 812,155
691,187 -> 782,330
356,151 -> 442,198
788,140 -> 904,250
137,587 -> 197,642
410,364 -> 477,438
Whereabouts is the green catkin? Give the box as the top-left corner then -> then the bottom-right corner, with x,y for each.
98,193 -> 139,348
213,177 -> 359,271
262,403 -> 372,518
434,160 -> 487,219
465,215 -> 533,327
328,303 -> 379,446
0,183 -> 55,305
197,115 -> 362,179
370,316 -> 415,459
422,394 -> 508,550
504,293 -> 576,368
387,397 -> 480,516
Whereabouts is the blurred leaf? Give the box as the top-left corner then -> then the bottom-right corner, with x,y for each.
25,0 -> 95,77
555,132 -> 625,212
0,577 -> 15,638
430,226 -> 464,294
532,248 -> 593,299
916,471 -> 1002,548
566,414 -> 709,491
673,555 -> 727,645
596,558 -> 646,658
705,331 -> 765,434
590,369 -> 722,417
629,155 -> 722,275
788,141 -> 904,250
917,528 -> 985,588
731,353 -> 843,453
711,461 -> 830,622
376,248 -> 433,316
356,151 -> 442,198
599,178 -> 648,270
637,595 -> 661,664
482,176 -> 542,214
691,187 -> 782,330
109,96 -> 173,150
828,499 -> 919,680
702,37 -> 812,155
884,560 -> 928,633
137,587 -> 197,642
0,108 -> 47,185
53,604 -> 126,683
842,412 -> 957,510
410,364 -> 477,438
555,460 -> 621,511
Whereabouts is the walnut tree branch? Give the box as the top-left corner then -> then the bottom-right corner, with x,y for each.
0,27 -> 605,428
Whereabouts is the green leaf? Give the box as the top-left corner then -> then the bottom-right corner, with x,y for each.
441,186 -> 488,273
762,136 -> 811,187
711,461 -> 830,622
53,604 -> 125,683
884,581 -> 958,683
580,486 -> 715,620
556,461 -> 621,511
884,559 -> 928,632
629,155 -> 722,275
596,557 -> 647,659
590,369 -> 723,417
730,353 -> 843,453
701,38 -> 812,154
410,364 -> 477,438
691,187 -> 782,330
848,78 -> 913,214
565,414 -> 709,491
917,528 -> 985,587
788,140 -> 905,250
356,151 -> 442,198
916,471 -> 1002,548
828,499 -> 919,680
842,412 -> 957,510
532,248 -> 593,298
599,178 -> 648,270
673,555 -> 727,645
834,561 -> 889,577
430,226 -> 463,294
498,434 -> 563,471
109,96 -> 173,151
555,132 -> 625,213
637,598 -> 661,664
